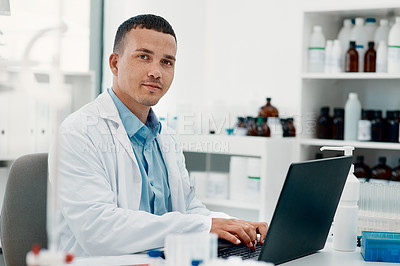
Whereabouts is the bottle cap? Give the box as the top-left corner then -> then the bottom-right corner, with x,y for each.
266,97 -> 271,101
191,260 -> 203,266
349,92 -> 358,99
313,25 -> 322,32
373,110 -> 382,118
238,117 -> 245,122
321,106 -> 329,113
344,19 -> 352,27
386,110 -> 394,119
380,19 -> 388,26
148,249 -> 163,258
368,41 -> 374,47
355,18 -> 364,25
349,41 -> 356,47
378,156 -> 386,164
365,18 -> 376,23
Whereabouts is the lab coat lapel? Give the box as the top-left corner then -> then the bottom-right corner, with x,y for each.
96,91 -> 139,169
156,133 -> 186,212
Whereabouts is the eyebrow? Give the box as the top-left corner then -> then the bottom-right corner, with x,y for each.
135,48 -> 176,62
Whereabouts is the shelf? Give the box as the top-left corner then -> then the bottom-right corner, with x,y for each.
179,134 -> 295,157
199,197 -> 261,211
300,138 -> 400,151
301,73 -> 400,80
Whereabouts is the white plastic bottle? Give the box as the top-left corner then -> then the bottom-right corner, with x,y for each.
308,25 -> 326,73
324,40 -> 333,73
374,19 -> 390,45
338,19 -> 353,71
364,18 -> 378,42
388,17 -> 400,73
344,92 -> 362,141
350,18 -> 368,72
331,40 -> 342,73
320,146 -> 360,252
376,40 -> 388,73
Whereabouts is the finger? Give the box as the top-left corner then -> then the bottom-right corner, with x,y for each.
231,226 -> 255,249
255,222 -> 268,244
218,230 -> 241,245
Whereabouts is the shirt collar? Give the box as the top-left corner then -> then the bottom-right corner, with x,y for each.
107,88 -> 162,138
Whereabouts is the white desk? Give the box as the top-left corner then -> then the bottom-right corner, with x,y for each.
69,242 -> 397,266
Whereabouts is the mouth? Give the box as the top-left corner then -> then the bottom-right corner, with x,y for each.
142,83 -> 162,93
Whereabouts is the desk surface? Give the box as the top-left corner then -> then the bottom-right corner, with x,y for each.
69,241 -> 398,266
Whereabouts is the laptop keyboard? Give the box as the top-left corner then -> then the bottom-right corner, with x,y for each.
218,243 -> 263,260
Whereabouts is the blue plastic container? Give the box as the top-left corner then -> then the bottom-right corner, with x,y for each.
361,231 -> 400,263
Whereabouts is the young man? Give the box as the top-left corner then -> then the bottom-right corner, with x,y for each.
51,14 -> 267,257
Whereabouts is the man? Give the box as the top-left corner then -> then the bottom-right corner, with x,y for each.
51,14 -> 267,257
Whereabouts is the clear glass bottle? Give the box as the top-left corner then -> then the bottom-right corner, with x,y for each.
332,108 -> 344,140
317,106 -> 332,139
257,117 -> 270,137
364,41 -> 376,72
235,117 -> 248,136
358,109 -> 372,141
345,41 -> 359,72
258,97 -> 279,117
371,156 -> 392,182
246,117 -> 258,136
354,155 -> 371,182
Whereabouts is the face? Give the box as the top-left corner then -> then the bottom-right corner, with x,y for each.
109,28 -> 177,116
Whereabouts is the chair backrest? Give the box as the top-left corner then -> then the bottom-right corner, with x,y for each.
0,153 -> 48,266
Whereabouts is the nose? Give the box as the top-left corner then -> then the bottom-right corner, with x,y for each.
148,63 -> 162,79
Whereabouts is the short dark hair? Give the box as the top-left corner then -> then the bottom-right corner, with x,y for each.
113,14 -> 176,54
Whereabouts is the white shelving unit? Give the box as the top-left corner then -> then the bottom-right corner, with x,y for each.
300,5 -> 400,168
179,134 -> 297,223
0,69 -> 95,161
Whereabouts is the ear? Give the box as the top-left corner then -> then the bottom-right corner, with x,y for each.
109,53 -> 119,76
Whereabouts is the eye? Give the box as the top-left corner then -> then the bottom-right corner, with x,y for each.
138,54 -> 149,60
162,60 -> 173,66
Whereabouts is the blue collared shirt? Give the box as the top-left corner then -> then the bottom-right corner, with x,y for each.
108,88 -> 170,215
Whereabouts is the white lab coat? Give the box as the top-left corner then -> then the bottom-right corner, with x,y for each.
50,91 -> 229,257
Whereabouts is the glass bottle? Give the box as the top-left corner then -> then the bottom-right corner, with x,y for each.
371,110 -> 384,142
257,117 -> 270,137
317,106 -> 332,139
287,117 -> 296,137
364,41 -> 376,72
281,118 -> 289,137
391,158 -> 400,182
258,97 -> 279,117
354,155 -> 371,182
345,41 -> 359,72
235,117 -> 248,136
370,156 -> 392,182
386,111 -> 400,142
246,117 -> 258,136
358,109 -> 372,141
332,108 -> 344,140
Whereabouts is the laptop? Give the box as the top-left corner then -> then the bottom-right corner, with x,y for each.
218,155 -> 353,265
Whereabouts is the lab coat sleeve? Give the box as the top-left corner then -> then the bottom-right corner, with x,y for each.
56,122 -> 213,256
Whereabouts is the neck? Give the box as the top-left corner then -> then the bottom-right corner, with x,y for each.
112,87 -> 150,124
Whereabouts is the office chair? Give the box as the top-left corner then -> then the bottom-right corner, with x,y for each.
0,153 -> 48,266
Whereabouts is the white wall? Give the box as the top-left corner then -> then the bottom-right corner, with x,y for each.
102,0 -> 400,126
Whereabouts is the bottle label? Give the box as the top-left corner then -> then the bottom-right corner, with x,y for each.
388,46 -> 400,62
357,120 -> 371,141
308,49 -> 325,72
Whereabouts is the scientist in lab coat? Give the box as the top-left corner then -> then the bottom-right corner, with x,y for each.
51,14 -> 268,256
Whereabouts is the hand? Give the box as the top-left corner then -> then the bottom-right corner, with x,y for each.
210,218 -> 268,249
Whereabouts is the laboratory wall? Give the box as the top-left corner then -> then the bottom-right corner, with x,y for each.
102,0 -> 400,127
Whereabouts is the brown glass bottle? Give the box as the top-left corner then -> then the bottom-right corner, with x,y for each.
259,98 -> 279,117
371,157 -> 392,181
235,117 -> 248,136
257,117 -> 270,137
364,41 -> 376,72
345,41 -> 359,72
287,118 -> 296,137
371,110 -> 384,142
354,155 -> 371,181
332,108 -> 344,140
387,111 -> 400,143
317,107 -> 332,139
246,117 -> 258,136
391,158 -> 400,182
